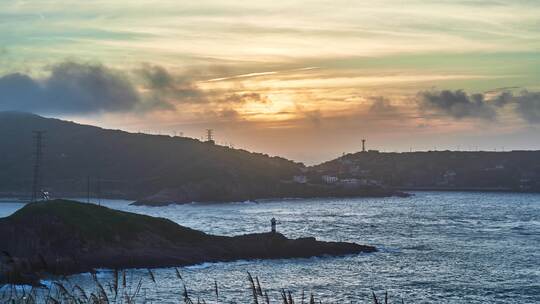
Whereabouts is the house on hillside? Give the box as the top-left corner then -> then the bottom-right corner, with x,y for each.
438,170 -> 457,186
321,175 -> 338,184
340,178 -> 362,188
293,175 -> 308,184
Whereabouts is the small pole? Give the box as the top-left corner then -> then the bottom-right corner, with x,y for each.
31,131 -> 45,202
87,176 -> 90,203
97,175 -> 101,206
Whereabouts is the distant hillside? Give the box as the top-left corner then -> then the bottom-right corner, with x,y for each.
314,150 -> 540,192
0,111 -> 303,200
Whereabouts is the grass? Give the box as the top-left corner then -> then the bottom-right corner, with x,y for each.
7,199 -> 207,243
0,269 -> 405,304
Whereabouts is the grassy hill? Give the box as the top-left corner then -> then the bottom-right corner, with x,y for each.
0,199 -> 375,284
315,150 -> 540,191
0,111 -> 303,200
8,199 -> 207,243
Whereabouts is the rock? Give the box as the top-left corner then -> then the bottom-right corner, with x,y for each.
0,200 -> 376,284
132,181 -> 410,206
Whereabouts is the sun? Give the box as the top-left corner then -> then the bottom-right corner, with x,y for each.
238,93 -> 297,121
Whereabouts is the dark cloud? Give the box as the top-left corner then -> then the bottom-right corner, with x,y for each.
515,90 -> 540,123
491,90 -> 514,107
138,64 -> 204,106
200,108 -> 243,123
139,64 -> 175,90
0,62 -> 142,114
417,89 -> 540,124
218,92 -> 269,104
218,108 -> 241,120
0,62 -> 272,115
137,64 -> 271,107
417,89 -> 500,120
369,96 -> 398,115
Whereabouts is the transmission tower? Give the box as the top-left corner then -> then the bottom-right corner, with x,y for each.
206,129 -> 214,143
31,131 -> 45,202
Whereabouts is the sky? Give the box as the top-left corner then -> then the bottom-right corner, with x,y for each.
1,0 -> 540,164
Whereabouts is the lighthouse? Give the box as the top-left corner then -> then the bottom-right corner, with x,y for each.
271,217 -> 277,233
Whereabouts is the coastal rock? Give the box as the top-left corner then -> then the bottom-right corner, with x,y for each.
0,200 -> 376,284
132,181 -> 410,206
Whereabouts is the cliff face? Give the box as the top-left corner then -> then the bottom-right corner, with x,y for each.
0,200 -> 375,284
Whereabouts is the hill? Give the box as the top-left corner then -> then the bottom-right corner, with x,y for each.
0,200 -> 375,284
314,150 -> 540,191
0,111 -> 303,201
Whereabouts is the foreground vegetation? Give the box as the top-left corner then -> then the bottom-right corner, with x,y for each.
0,269 -> 403,304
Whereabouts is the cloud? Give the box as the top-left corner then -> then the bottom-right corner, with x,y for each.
417,89 -> 501,120
138,64 -> 204,106
293,102 -> 322,126
490,90 -> 514,107
137,64 -> 271,107
417,89 -> 540,124
0,62 -> 273,115
514,90 -> 540,123
369,96 -> 398,115
484,86 -> 520,95
218,92 -> 269,104
303,109 -> 322,125
0,62 -> 143,114
219,108 -> 241,120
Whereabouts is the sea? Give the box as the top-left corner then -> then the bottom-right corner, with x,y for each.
0,191 -> 539,303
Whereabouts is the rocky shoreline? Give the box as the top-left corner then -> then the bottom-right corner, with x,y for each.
0,200 -> 376,285
132,182 -> 410,206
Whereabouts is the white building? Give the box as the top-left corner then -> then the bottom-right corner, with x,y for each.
293,175 -> 308,184
321,175 -> 338,184
340,178 -> 360,185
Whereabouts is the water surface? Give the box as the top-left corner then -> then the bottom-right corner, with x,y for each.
1,192 -> 539,303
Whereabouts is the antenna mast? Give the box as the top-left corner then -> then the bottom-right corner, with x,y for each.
361,139 -> 366,152
31,131 -> 45,202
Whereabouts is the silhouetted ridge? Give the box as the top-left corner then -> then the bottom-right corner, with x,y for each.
315,150 -> 540,191
0,111 -> 303,201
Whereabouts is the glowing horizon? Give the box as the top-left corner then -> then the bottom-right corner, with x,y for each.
1,0 -> 540,163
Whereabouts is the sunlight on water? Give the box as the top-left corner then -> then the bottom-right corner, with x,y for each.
1,192 -> 539,303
